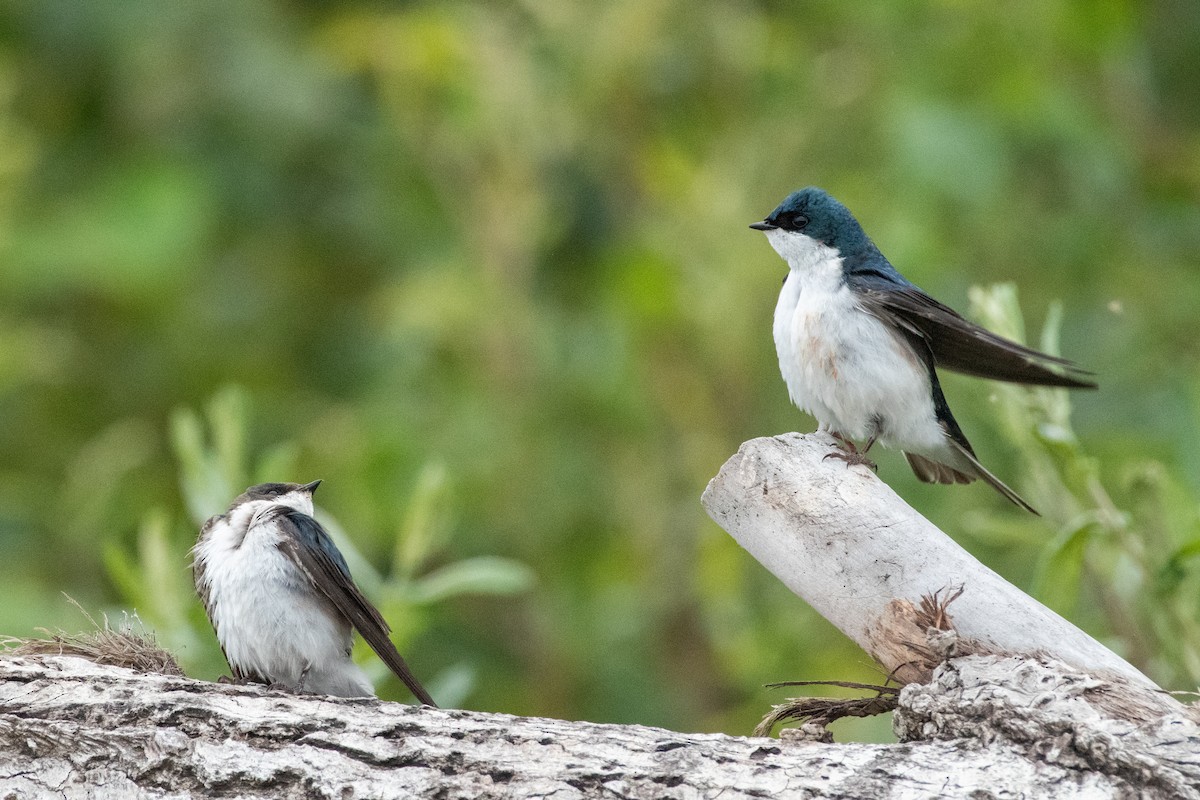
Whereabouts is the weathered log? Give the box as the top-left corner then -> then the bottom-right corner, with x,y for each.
2,433 -> 1196,798
701,432 -> 1157,688
0,654 -> 1197,799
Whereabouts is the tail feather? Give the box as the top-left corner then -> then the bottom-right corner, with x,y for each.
905,452 -> 973,486
367,634 -> 439,708
904,448 -> 1038,515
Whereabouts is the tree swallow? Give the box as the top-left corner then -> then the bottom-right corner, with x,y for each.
192,481 -> 437,705
751,187 -> 1095,514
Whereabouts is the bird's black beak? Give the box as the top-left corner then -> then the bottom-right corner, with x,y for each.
749,221 -> 777,231
301,479 -> 322,495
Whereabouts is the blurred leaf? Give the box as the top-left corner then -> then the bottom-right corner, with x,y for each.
425,662 -> 476,710
408,557 -> 536,605
255,441 -> 302,484
1038,301 -> 1064,358
2,158 -> 211,297
102,506 -> 203,655
170,408 -> 227,526
393,461 -> 452,578
102,541 -> 144,611
171,385 -> 253,525
208,386 -> 249,493
968,283 -> 1026,346
1032,518 -> 1096,612
1156,538 -> 1200,596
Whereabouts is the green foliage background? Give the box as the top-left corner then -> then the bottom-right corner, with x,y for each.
1,1 -> 1199,739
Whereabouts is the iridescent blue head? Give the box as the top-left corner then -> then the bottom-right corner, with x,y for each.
750,187 -> 874,258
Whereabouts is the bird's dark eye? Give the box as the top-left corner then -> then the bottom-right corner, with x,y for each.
791,213 -> 809,230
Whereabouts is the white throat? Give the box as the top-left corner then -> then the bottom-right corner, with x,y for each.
765,228 -> 844,291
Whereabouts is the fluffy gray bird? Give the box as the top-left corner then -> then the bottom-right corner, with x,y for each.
192,480 -> 436,705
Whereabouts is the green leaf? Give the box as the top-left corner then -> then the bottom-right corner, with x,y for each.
170,406 -> 210,524
968,282 -> 1026,344
1155,538 -> 1200,595
207,386 -> 249,490
170,385 -> 258,525
102,541 -> 144,610
136,510 -> 184,631
1032,518 -> 1098,612
255,440 -> 301,484
408,556 -> 536,604
393,461 -> 452,578
424,662 -> 476,709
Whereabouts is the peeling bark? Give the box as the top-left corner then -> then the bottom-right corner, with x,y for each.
896,656 -> 1200,798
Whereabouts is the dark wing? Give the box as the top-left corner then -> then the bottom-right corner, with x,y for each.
191,516 -> 218,618
894,324 -> 1041,515
273,508 -> 438,706
849,271 -> 1096,388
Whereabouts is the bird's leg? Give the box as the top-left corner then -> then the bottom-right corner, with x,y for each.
296,663 -> 311,694
265,664 -> 312,695
828,431 -> 856,451
823,431 -> 878,472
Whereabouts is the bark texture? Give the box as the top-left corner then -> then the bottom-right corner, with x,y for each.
1,654 -> 1197,799
897,655 -> 1200,799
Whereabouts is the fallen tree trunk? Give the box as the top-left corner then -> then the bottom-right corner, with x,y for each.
0,653 -> 1197,799
2,433 -> 1197,798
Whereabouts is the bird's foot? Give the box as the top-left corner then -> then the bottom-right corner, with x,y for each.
218,674 -> 253,686
823,433 -> 878,472
823,449 -> 878,472
218,675 -> 289,693
266,681 -> 304,694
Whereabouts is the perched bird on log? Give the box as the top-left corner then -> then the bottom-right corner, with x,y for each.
751,187 -> 1095,514
192,480 -> 436,705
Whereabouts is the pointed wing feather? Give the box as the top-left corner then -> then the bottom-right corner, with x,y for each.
273,509 -> 438,706
848,272 -> 1096,388
191,516 -> 218,622
943,440 -> 1039,515
892,320 -> 1041,515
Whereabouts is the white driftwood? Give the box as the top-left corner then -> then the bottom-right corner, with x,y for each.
1,654 -> 1197,799
702,432 -> 1157,688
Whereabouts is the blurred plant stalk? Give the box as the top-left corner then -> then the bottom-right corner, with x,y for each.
970,284 -> 1200,686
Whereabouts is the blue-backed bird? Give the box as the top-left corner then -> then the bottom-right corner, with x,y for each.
192,480 -> 436,704
751,187 -> 1095,514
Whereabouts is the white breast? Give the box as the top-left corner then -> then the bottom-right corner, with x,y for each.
767,230 -> 947,452
194,510 -> 374,697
